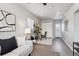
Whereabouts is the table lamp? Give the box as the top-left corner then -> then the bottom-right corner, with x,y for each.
25,28 -> 31,40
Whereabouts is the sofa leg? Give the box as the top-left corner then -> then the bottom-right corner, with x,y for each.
29,53 -> 31,56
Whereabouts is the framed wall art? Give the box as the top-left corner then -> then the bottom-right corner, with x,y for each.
0,10 -> 16,32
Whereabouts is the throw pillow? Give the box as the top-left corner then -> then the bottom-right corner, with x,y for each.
0,36 -> 18,55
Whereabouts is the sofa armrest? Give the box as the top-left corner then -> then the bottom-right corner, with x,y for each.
3,44 -> 33,56
25,40 -> 33,45
3,40 -> 33,56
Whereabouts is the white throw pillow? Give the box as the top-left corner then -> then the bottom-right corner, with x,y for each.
16,36 -> 26,46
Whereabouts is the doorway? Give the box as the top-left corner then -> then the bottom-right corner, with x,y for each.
53,20 -> 62,38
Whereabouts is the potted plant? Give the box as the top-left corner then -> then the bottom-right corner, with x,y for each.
34,23 -> 41,41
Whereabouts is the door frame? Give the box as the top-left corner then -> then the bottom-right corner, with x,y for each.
53,20 -> 62,38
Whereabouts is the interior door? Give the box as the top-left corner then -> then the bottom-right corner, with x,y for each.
54,20 -> 62,37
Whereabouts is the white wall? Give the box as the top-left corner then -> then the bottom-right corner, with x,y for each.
0,3 -> 40,39
74,13 -> 79,42
62,4 -> 79,49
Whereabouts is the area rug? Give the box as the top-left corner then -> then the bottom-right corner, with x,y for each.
31,44 -> 60,56
36,38 -> 53,45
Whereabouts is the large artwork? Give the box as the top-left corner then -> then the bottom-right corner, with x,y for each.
0,10 -> 16,32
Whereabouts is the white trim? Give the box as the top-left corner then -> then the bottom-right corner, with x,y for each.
62,37 -> 73,51
62,37 -> 79,55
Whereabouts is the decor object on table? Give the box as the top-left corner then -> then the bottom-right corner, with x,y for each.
0,10 -> 16,32
30,36 -> 34,40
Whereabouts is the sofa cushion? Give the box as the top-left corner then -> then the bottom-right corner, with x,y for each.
0,36 -> 18,55
3,45 -> 33,56
16,36 -> 26,46
3,40 -> 33,56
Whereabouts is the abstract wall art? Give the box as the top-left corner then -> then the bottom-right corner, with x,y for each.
0,10 -> 16,32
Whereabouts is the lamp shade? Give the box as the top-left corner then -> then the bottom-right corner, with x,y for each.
25,28 -> 31,34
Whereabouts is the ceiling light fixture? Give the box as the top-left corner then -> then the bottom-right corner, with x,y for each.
42,3 -> 47,6
42,3 -> 53,8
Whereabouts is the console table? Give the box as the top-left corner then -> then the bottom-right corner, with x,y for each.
73,42 -> 79,56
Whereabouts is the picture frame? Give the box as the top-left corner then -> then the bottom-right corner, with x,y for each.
0,10 -> 16,32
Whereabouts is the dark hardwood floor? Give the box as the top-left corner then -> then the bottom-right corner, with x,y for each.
52,38 -> 78,56
31,38 -> 78,56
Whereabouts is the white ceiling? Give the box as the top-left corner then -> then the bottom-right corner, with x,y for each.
20,3 -> 73,20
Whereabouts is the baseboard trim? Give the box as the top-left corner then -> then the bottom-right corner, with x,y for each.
47,37 -> 53,39
62,37 -> 79,55
62,37 -> 73,51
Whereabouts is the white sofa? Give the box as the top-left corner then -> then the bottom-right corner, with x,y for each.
3,40 -> 33,56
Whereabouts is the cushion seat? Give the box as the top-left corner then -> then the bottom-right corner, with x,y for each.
3,44 -> 33,56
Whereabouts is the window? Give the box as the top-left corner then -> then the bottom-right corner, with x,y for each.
26,18 -> 34,30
